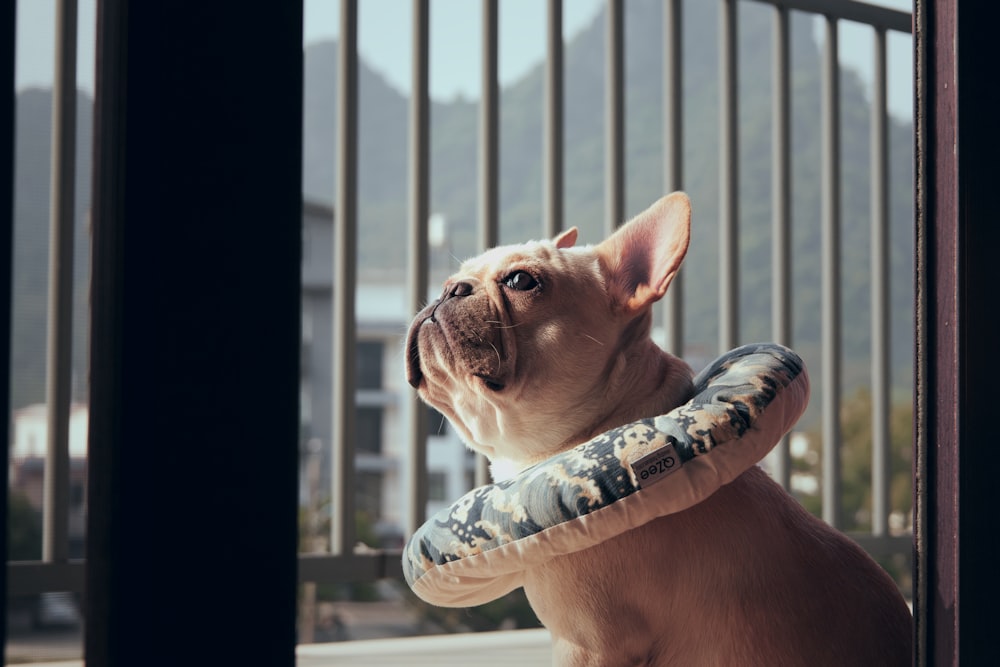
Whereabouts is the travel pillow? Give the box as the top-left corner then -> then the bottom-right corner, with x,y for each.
403,342 -> 810,608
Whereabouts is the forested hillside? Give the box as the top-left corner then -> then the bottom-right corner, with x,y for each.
11,0 -> 913,412
302,0 -> 914,402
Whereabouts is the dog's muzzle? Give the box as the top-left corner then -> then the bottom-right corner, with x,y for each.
404,280 -> 478,389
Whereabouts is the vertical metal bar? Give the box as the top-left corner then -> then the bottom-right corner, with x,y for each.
331,0 -> 358,555
663,0 -> 684,356
543,0 -> 563,238
870,26 -> 890,537
912,1 -> 932,659
719,0 -> 739,353
476,0 -> 498,486
479,0 -> 499,251
475,449 -> 491,487
820,15 -> 842,529
605,0 -> 624,233
406,0 -> 430,535
43,0 -> 78,566
770,4 -> 792,490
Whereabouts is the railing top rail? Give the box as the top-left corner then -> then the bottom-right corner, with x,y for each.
750,0 -> 912,33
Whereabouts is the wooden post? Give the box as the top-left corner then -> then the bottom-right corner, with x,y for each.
85,2 -> 303,665
914,0 -> 1000,664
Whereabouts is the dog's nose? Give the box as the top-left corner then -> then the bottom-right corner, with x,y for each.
428,280 -> 474,322
449,281 -> 474,297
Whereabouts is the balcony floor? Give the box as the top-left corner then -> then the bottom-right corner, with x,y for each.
298,629 -> 552,666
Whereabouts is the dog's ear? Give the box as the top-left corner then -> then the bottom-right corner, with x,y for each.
596,192 -> 691,312
553,227 -> 579,249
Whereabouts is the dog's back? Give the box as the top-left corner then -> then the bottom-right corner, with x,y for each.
525,467 -> 912,666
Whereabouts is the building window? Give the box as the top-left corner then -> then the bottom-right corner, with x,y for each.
357,340 -> 382,390
356,407 -> 382,454
428,472 -> 447,502
70,482 -> 85,507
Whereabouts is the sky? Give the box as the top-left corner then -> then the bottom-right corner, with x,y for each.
15,0 -> 912,119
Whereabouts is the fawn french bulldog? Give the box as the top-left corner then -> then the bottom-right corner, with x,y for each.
405,193 -> 911,666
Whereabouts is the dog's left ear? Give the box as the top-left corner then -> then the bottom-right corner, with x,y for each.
597,192 -> 691,313
553,227 -> 579,249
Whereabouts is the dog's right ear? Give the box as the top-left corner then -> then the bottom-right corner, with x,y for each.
596,192 -> 691,313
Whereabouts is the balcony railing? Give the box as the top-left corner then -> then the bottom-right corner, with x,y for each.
320,0 -> 914,588
3,0 -> 914,663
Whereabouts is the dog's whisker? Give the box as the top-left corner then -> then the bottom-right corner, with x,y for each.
582,334 -> 605,346
429,413 -> 445,436
488,341 -> 501,372
485,320 -> 523,330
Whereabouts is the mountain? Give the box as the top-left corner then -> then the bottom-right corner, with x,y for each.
10,88 -> 93,410
10,0 -> 913,413
301,0 -> 914,406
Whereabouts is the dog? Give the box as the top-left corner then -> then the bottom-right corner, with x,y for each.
405,193 -> 912,666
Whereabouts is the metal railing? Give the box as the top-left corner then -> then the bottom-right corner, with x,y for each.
6,0 -> 85,599
318,0 -> 914,585
5,0 -> 913,613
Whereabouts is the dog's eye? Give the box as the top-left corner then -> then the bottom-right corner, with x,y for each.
503,271 -> 538,291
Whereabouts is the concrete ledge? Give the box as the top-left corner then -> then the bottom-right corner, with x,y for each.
297,628 -> 552,666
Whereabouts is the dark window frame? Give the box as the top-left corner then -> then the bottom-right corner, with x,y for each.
2,1 -> 997,664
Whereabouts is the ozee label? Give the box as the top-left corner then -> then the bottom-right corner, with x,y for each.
630,443 -> 682,489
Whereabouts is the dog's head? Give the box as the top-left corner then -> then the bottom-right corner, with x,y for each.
406,193 -> 692,477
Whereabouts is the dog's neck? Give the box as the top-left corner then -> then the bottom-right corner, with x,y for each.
491,317 -> 694,481
569,338 -> 692,448
592,309 -> 690,419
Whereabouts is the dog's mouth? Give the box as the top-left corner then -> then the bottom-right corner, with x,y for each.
474,374 -> 505,392
405,314 -> 429,389
405,300 -> 512,394
406,319 -> 508,393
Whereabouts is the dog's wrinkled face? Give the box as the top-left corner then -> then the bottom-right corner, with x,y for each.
406,231 -> 610,464
406,193 -> 691,476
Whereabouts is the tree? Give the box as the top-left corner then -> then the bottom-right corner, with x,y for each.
7,491 -> 42,561
800,388 -> 914,595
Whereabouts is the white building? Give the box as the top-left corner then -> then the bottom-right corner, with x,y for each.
9,403 -> 89,558
301,201 -> 471,548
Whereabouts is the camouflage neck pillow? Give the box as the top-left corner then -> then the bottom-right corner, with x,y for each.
403,343 -> 811,608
